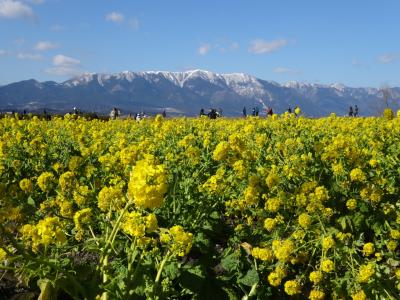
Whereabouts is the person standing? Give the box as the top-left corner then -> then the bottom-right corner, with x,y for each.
208,109 -> 217,119
243,106 -> 247,117
110,107 -> 116,120
255,107 -> 259,116
348,106 -> 353,117
354,105 -> 359,117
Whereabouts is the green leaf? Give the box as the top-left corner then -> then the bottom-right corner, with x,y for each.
337,216 -> 347,231
221,252 -> 240,273
37,279 -> 57,300
164,261 -> 181,280
210,211 -> 220,219
180,265 -> 205,293
27,196 -> 36,207
237,268 -> 259,287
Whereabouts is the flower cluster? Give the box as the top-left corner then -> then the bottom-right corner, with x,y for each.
127,155 -> 167,209
160,225 -> 193,257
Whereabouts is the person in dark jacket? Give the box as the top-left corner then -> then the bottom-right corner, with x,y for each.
354,105 -> 359,117
349,106 -> 353,117
208,109 -> 217,119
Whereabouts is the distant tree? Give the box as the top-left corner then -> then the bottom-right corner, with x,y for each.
380,84 -> 391,108
376,85 -> 400,117
369,84 -> 393,116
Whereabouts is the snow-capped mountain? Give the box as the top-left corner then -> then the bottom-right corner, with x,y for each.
0,70 -> 398,116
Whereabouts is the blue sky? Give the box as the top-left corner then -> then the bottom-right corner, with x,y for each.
0,0 -> 399,87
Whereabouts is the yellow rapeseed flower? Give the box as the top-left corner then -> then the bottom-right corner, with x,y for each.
322,236 -> 335,251
309,271 -> 323,284
390,229 -> 400,240
267,267 -> 287,287
19,178 -> 33,192
358,263 -> 374,283
251,247 -> 274,261
350,168 -> 366,182
298,213 -> 312,228
362,242 -> 375,256
309,290 -> 325,300
321,259 -> 334,273
351,290 -> 366,300
127,156 -> 167,209
346,199 -> 357,210
284,280 -> 301,295
37,172 -> 55,192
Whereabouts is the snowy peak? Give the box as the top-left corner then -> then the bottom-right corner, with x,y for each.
63,70 -> 262,89
3,69 -> 399,117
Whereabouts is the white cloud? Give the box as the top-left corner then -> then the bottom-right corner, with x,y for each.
105,11 -> 124,24
53,54 -> 80,66
229,42 -> 239,51
128,17 -> 139,30
105,12 -> 139,31
34,41 -> 59,51
249,39 -> 288,54
17,52 -> 43,60
378,53 -> 398,64
198,44 -> 211,55
273,67 -> 300,74
25,0 -> 44,4
46,54 -> 81,76
0,49 -> 9,56
0,0 -> 34,19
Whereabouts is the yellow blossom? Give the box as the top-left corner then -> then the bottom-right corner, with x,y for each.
264,218 -> 278,232
351,290 -> 366,300
127,156 -> 167,209
0,248 -> 7,261
387,240 -> 397,251
362,243 -> 375,256
212,141 -> 230,161
346,199 -> 357,210
321,259 -> 334,273
163,225 -> 193,257
272,239 -> 294,262
298,213 -> 312,228
390,229 -> 400,240
322,236 -> 335,251
37,172 -> 55,192
267,267 -> 287,287
284,280 -> 301,295
98,186 -> 125,212
309,271 -> 323,284
251,247 -> 274,261
59,171 -> 76,191
358,263 -> 374,283
309,290 -> 325,300
19,178 -> 33,192
350,168 -> 366,182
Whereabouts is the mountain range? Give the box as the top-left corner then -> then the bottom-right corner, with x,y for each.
1,70 -> 399,116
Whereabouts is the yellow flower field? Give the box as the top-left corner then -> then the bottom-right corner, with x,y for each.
0,113 -> 399,299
